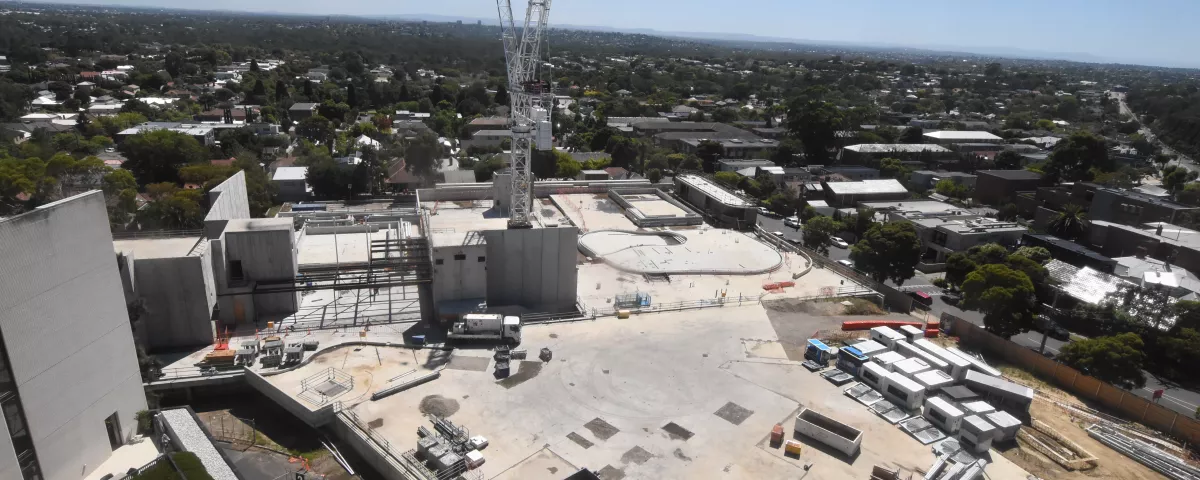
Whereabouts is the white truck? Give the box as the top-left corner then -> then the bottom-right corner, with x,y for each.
448,314 -> 522,344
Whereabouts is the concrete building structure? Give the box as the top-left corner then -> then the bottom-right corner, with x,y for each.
0,192 -> 147,480
272,166 -> 311,202
974,170 -> 1044,206
116,122 -> 216,146
837,144 -> 954,165
673,174 -> 757,229
822,179 -> 909,207
1021,233 -> 1117,273
214,218 -> 300,326
908,216 -> 1026,266
114,237 -> 215,350
1088,221 -> 1200,275
909,170 -> 977,191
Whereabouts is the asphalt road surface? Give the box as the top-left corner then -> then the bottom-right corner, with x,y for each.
757,214 -> 1200,416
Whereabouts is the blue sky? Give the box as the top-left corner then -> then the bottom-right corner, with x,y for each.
31,0 -> 1200,67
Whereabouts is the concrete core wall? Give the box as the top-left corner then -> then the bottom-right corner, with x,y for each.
222,227 -> 299,320
204,171 -> 251,240
432,243 -> 489,308
483,226 -> 579,313
133,254 -> 216,350
0,191 -> 148,480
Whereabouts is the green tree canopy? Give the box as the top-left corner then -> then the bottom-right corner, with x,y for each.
802,215 -> 838,255
1048,204 -> 1089,241
1044,132 -> 1112,183
786,99 -> 844,164
118,130 -> 210,186
1059,333 -> 1147,389
850,221 -> 922,285
961,263 -> 1037,338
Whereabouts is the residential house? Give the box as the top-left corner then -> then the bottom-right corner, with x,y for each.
272,167 -> 310,202
837,144 -> 955,165
288,102 -> 318,120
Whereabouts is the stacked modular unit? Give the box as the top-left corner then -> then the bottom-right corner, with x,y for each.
958,415 -> 998,454
948,347 -> 1003,377
963,370 -> 1034,412
873,351 -> 906,371
869,326 -> 906,350
913,369 -> 955,393
836,346 -> 869,376
852,339 -> 889,358
923,396 -> 966,433
913,339 -> 972,380
939,385 -> 982,404
985,411 -> 1022,442
883,371 -> 926,411
896,341 -> 949,373
892,357 -> 932,381
860,362 -> 890,391
961,400 -> 996,416
805,339 -> 836,365
899,324 -> 924,342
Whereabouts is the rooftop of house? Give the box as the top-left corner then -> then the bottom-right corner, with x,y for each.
977,169 -> 1042,181
842,144 -> 952,153
468,116 -> 509,126
289,102 -> 318,111
1046,259 -> 1134,305
272,166 -> 308,181
923,131 -> 1003,141
1097,186 -> 1198,210
1024,233 -> 1115,264
862,200 -> 965,216
824,179 -> 908,195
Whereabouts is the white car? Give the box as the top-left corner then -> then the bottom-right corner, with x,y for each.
830,237 -> 849,249
837,259 -> 854,268
784,216 -> 801,228
772,231 -> 785,237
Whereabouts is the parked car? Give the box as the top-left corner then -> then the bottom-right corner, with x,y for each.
1036,318 -> 1070,341
757,207 -> 779,217
784,216 -> 801,228
830,237 -> 849,248
907,290 -> 933,306
941,292 -> 962,306
837,259 -> 854,268
772,231 -> 784,237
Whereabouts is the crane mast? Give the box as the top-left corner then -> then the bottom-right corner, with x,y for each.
496,0 -> 552,229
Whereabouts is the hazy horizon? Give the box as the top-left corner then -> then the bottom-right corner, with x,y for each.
12,0 -> 1200,68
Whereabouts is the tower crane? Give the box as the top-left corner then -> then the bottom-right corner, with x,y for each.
496,0 -> 553,229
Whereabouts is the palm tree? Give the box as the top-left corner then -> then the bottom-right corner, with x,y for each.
1049,204 -> 1089,241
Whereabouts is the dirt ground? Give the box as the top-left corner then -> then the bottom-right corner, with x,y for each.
192,397 -> 358,480
762,298 -> 912,361
936,338 -> 1175,480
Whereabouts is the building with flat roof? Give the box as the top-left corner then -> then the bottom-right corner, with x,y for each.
717,159 -> 775,172
1021,233 -> 1117,273
673,174 -> 757,228
0,191 -> 148,480
909,170 -> 977,191
116,122 -> 216,146
818,166 -> 880,181
272,166 -> 310,202
922,131 -> 1003,144
288,102 -> 318,120
822,179 -> 909,207
975,170 -> 1043,206
1089,221 -> 1200,275
837,144 -> 955,165
462,129 -> 512,149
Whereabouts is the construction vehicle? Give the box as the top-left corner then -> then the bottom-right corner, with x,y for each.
448,314 -> 522,344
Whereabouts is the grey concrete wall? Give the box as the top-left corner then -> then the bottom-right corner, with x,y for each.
0,191 -> 147,480
431,244 -> 488,305
223,228 -> 299,318
243,369 -> 335,427
484,227 -> 579,313
133,254 -> 216,350
331,413 -> 410,480
204,171 -> 251,240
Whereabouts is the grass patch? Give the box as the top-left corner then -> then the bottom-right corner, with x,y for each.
265,205 -> 282,218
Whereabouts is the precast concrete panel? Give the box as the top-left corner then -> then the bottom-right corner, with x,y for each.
203,171 -> 251,239
484,227 -> 578,313
0,191 -> 147,480
134,256 -> 215,349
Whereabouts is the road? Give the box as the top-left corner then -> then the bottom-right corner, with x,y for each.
1112,92 -> 1198,172
757,214 -> 1200,416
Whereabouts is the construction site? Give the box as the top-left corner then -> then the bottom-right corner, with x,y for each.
132,2 -> 1200,480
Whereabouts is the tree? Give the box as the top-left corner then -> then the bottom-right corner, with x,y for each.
136,183 -> 205,229
118,130 -> 209,185
802,216 -> 838,255
1162,165 -> 1198,193
944,252 -> 977,286
555,152 -> 582,179
935,179 -> 970,199
850,222 -> 922,285
766,193 -> 795,217
494,84 -> 509,106
694,140 -> 723,173
961,264 -> 1037,338
274,79 -> 289,104
878,157 -> 910,181
347,84 -> 358,108
1059,333 -> 1147,389
249,59 -> 260,72
296,115 -> 334,143
605,135 -> 639,168
1044,132 -> 1112,183
1177,183 -> 1200,207
647,168 -> 662,184
786,99 -> 844,164
995,150 -> 1024,170
1048,204 -> 1088,241
102,169 -> 138,228
713,171 -> 741,189
1012,246 -> 1052,265
898,126 -> 924,144
984,62 -> 1003,77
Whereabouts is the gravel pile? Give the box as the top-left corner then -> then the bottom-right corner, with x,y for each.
159,409 -> 239,480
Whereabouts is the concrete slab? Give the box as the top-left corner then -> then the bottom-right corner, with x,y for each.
296,226 -> 403,265
113,237 -> 203,258
426,200 -> 567,247
579,228 -> 783,275
82,438 -> 160,480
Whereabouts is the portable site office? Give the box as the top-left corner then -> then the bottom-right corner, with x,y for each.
860,362 -> 890,391
895,341 -> 948,372
985,410 -> 1022,442
913,338 -> 971,380
883,371 -> 926,411
947,347 -> 1003,377
837,346 -> 869,376
899,324 -> 924,342
913,369 -> 955,392
852,339 -> 889,358
958,415 -> 998,454
869,326 -> 906,349
923,396 -> 965,433
892,357 -> 932,380
872,350 -> 906,371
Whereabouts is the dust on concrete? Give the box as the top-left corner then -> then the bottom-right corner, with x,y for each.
418,395 -> 460,417
620,446 -> 654,465
713,401 -> 755,425
583,417 -> 620,440
673,448 -> 692,462
567,432 -> 594,449
596,464 -> 626,480
661,422 -> 694,441
496,360 -> 543,389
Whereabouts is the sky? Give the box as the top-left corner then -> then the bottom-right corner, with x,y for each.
26,0 -> 1200,68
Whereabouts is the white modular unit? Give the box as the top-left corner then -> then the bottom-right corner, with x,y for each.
883,372 -> 926,411
896,341 -> 949,372
892,357 -> 932,380
923,396 -> 966,433
913,369 -> 955,393
860,362 -> 890,391
461,313 -> 504,331
899,324 -> 924,342
536,120 -> 553,149
869,326 -> 906,349
873,351 -> 906,371
793,408 -> 863,457
947,347 -> 1003,377
958,415 -> 997,454
852,339 -> 888,358
985,411 -> 1022,442
960,400 -> 996,416
913,339 -> 972,380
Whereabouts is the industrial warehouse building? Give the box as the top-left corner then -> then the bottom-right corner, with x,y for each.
0,191 -> 147,480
